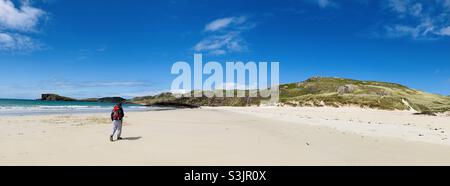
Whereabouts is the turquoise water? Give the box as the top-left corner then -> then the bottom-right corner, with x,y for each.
0,99 -> 151,116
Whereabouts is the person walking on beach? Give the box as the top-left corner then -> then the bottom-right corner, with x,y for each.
110,102 -> 125,141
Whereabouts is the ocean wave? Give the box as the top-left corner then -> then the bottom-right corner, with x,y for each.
0,105 -> 151,116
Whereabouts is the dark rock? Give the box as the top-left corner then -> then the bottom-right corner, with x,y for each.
146,102 -> 199,109
41,94 -> 76,101
414,111 -> 437,116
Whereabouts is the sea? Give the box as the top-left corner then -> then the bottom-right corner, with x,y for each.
0,99 -> 157,116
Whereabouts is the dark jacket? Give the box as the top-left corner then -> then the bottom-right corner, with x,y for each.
111,107 -> 125,121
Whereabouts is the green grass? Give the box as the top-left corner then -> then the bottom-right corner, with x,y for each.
280,77 -> 450,113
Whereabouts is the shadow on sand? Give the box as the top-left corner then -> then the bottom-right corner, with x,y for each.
121,136 -> 142,141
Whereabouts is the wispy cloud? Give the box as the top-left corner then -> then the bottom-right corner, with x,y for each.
302,0 -> 338,9
204,16 -> 247,32
0,0 -> 46,53
382,0 -> 450,40
194,31 -> 247,54
317,0 -> 338,9
204,17 -> 234,32
194,16 -> 255,55
0,32 -> 41,52
96,45 -> 107,52
49,80 -> 150,89
439,26 -> 450,36
0,79 -> 158,99
75,45 -> 108,61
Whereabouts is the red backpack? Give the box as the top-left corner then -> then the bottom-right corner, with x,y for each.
112,105 -> 122,120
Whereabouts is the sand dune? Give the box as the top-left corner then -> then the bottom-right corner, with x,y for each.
1,107 -> 450,165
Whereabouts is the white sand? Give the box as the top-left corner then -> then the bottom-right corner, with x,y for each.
1,107 -> 450,165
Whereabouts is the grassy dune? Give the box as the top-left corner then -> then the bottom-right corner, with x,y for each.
280,77 -> 450,113
132,77 -> 450,113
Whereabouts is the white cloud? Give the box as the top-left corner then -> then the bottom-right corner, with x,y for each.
383,0 -> 450,39
96,46 -> 107,52
410,3 -> 422,16
303,0 -> 337,9
205,17 -> 234,32
0,32 -> 13,42
0,0 -> 45,32
387,0 -> 423,17
317,0 -> 336,8
388,0 -> 409,13
438,26 -> 450,36
0,32 -> 40,52
0,0 -> 46,53
204,16 -> 248,32
195,16 -> 253,55
194,32 -> 246,54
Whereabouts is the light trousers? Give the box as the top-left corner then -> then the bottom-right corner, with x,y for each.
112,120 -> 122,138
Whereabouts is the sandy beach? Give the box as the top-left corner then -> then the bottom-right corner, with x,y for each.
1,107 -> 450,166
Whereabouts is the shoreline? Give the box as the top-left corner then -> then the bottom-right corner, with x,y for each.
1,106 -> 450,165
0,106 -> 176,117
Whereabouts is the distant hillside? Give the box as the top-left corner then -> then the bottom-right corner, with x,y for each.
80,97 -> 126,103
132,77 -> 450,113
41,94 -> 76,101
280,77 -> 450,113
40,94 -> 126,103
132,92 -> 261,107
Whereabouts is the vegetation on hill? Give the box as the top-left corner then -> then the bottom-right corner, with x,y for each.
41,94 -> 126,103
132,77 -> 450,113
80,97 -> 126,103
132,91 -> 262,107
280,77 -> 450,113
41,94 -> 76,101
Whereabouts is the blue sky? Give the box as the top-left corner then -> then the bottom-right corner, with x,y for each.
0,0 -> 449,99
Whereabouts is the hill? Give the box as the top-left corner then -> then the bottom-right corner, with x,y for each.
41,94 -> 76,101
80,97 -> 126,103
132,92 -> 261,107
132,77 -> 450,113
40,94 -> 126,103
280,77 -> 450,113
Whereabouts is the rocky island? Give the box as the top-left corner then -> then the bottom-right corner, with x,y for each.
40,94 -> 126,103
41,94 -> 77,101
